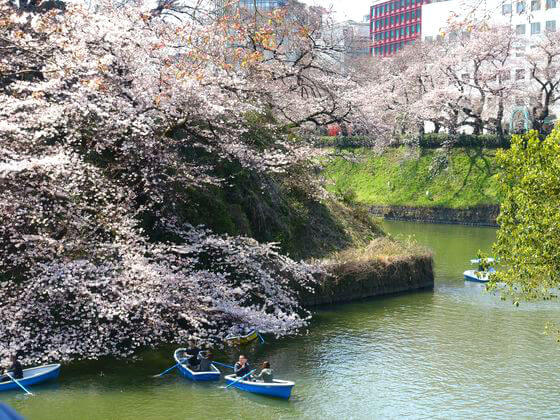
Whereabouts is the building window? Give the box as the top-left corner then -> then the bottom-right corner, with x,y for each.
500,70 -> 511,81
410,24 -> 415,34
516,1 -> 525,12
546,20 -> 556,31
502,3 -> 512,13
516,24 -> 526,34
239,0 -> 288,10
417,23 -> 420,33
531,22 -> 541,34
531,0 -> 541,9
515,69 -> 525,80
547,0 -> 556,7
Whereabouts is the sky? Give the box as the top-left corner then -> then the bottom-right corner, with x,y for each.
300,0 -> 373,22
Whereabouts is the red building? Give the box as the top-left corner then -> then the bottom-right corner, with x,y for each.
370,0 -> 430,57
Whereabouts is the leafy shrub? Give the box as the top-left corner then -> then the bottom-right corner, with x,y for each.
316,136 -> 374,148
418,133 -> 511,149
318,134 -> 511,149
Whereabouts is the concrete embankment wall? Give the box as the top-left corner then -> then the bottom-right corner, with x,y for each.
370,205 -> 499,227
301,255 -> 434,307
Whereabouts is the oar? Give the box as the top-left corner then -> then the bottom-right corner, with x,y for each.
257,332 -> 266,344
225,369 -> 256,389
211,361 -> 234,369
6,373 -> 33,396
152,363 -> 180,378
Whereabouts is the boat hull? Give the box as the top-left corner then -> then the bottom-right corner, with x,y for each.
224,374 -> 294,399
173,349 -> 221,382
463,269 -> 489,283
0,364 -> 60,392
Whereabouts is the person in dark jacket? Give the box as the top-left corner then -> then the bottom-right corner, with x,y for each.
233,355 -> 251,378
197,351 -> 213,372
1,355 -> 23,382
184,341 -> 202,368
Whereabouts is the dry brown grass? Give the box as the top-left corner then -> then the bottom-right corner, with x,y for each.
324,236 -> 431,266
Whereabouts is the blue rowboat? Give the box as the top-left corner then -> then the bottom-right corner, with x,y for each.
463,269 -> 494,282
173,349 -> 220,382
224,374 -> 294,399
464,258 -> 497,283
0,364 -> 60,392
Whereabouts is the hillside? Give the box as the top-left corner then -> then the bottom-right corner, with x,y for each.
323,146 -> 500,209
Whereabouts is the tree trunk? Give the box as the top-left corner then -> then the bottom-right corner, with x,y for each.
495,98 -> 504,138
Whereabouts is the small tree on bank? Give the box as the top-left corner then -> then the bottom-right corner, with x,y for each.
490,127 -> 560,303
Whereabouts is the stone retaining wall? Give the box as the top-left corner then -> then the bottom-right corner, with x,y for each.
370,205 -> 499,227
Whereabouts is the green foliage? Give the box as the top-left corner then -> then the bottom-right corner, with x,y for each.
419,133 -> 511,149
317,134 -> 511,150
316,136 -> 373,148
323,147 -> 500,209
490,129 -> 560,302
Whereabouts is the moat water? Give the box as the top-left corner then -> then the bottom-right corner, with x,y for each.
3,221 -> 560,419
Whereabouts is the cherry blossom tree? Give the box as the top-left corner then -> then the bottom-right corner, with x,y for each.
0,0 -> 365,363
523,30 -> 560,133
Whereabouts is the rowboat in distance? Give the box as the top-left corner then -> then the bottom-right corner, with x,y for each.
173,349 -> 221,382
0,364 -> 60,392
224,374 -> 294,399
464,258 -> 496,283
225,329 -> 258,346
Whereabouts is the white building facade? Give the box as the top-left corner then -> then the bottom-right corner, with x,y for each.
419,0 -> 560,131
421,0 -> 560,41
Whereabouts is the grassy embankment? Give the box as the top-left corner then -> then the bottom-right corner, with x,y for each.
180,159 -> 434,305
323,146 -> 500,209
178,159 -> 422,261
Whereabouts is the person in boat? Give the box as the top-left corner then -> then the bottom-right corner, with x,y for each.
253,361 -> 273,383
234,355 -> 251,378
197,351 -> 213,372
184,341 -> 202,368
0,354 -> 23,382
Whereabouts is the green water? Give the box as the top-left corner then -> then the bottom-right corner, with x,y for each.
3,221 -> 560,419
